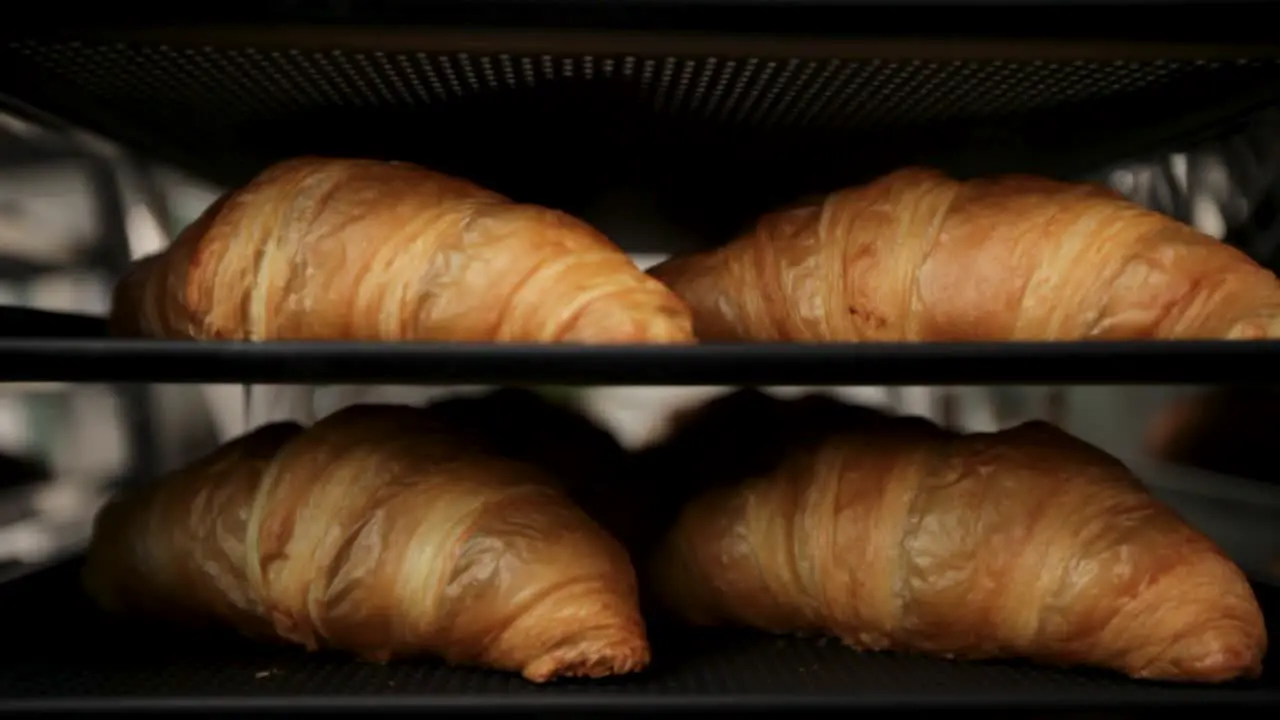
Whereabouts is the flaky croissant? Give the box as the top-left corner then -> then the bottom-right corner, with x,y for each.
109,156 -> 694,343
83,404 -> 649,682
650,167 -> 1280,340
648,390 -> 1267,682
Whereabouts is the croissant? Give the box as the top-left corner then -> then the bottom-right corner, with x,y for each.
109,156 -> 694,343
648,390 -> 1267,682
82,404 -> 649,682
649,167 -> 1280,340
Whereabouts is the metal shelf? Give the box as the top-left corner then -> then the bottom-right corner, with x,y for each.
1,333 -> 1279,385
0,559 -> 1275,712
2,8 -> 1277,226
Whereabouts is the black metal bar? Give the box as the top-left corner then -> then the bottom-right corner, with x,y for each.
0,340 -> 1278,386
6,2 -> 1280,45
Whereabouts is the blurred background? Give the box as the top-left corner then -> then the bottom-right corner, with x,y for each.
2,105 -> 1279,582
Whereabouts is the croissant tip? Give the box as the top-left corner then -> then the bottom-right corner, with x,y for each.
1190,650 -> 1267,683
1132,633 -> 1268,683
520,638 -> 652,683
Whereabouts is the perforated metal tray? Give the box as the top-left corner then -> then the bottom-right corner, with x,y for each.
0,559 -> 1275,712
2,9 -> 1279,227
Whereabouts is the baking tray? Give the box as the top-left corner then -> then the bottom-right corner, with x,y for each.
2,336 -> 1280,385
2,10 -> 1279,225
0,558 -> 1274,712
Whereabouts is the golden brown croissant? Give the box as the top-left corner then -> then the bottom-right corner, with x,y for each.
648,390 -> 1267,682
109,156 -> 694,343
82,404 -> 649,682
650,167 -> 1280,340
